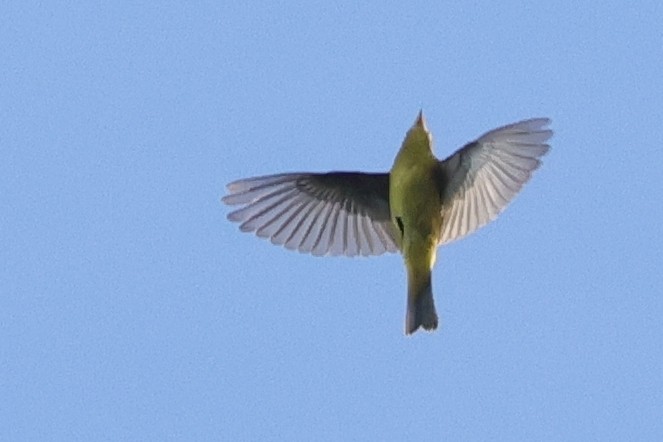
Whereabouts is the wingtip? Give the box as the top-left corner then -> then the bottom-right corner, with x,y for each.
530,117 -> 553,129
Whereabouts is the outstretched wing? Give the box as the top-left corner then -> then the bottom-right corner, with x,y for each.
223,172 -> 399,256
437,118 -> 552,245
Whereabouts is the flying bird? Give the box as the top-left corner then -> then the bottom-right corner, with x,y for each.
223,112 -> 552,334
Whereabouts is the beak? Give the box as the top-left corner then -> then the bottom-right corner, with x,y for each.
414,110 -> 428,131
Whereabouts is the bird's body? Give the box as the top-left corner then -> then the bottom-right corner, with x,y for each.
223,112 -> 552,335
389,114 -> 443,333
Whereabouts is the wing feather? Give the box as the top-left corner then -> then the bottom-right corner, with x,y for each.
438,118 -> 552,245
223,172 -> 398,256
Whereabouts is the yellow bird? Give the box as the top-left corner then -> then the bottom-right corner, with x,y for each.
223,112 -> 551,334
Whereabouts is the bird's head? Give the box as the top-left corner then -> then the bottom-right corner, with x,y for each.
400,110 -> 433,155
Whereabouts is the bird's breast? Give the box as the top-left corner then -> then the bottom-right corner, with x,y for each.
389,162 -> 443,243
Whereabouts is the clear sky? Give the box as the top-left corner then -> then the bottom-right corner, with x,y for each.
2,1 -> 662,440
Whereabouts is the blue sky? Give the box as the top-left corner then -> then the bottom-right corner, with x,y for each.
2,1 -> 662,440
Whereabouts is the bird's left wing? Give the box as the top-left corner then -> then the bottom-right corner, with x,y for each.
223,172 -> 399,256
437,118 -> 552,245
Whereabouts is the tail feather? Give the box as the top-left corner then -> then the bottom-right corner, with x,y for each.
405,276 -> 438,335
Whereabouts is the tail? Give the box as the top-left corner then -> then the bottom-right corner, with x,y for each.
405,272 -> 438,335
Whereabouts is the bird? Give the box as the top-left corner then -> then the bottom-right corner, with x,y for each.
222,112 -> 552,335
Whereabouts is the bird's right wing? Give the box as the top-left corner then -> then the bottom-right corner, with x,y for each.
223,172 -> 399,256
437,118 -> 552,245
